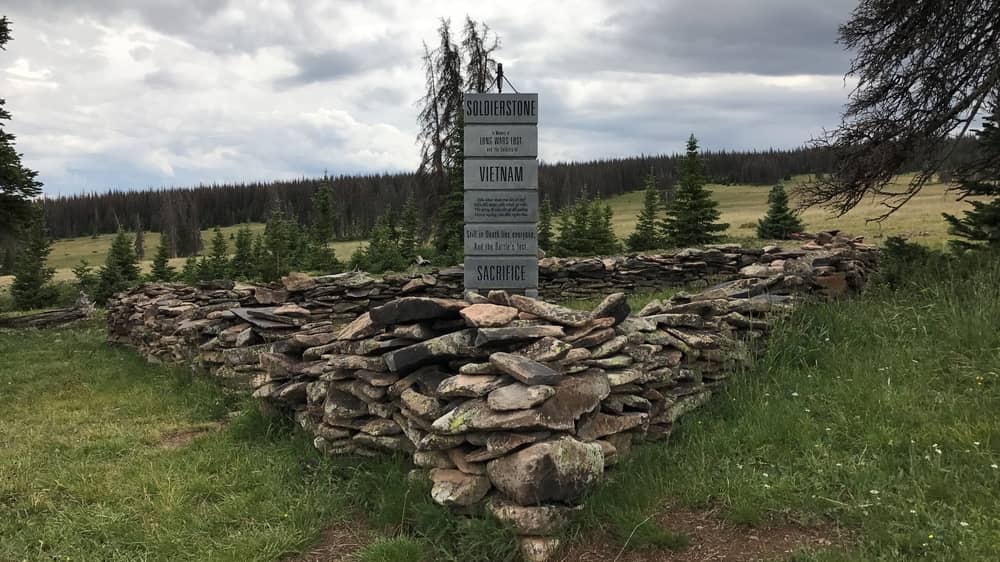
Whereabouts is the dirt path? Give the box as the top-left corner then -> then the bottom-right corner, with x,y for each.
562,506 -> 845,562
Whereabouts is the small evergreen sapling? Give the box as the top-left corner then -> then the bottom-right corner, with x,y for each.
71,259 -> 98,296
149,243 -> 175,281
537,197 -> 554,252
398,195 -> 420,262
229,226 -> 255,279
206,227 -> 229,279
95,228 -> 141,303
756,183 -> 804,239
943,105 -> 1000,251
10,206 -> 57,310
626,172 -> 663,252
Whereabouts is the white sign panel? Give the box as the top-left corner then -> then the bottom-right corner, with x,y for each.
464,125 -> 538,158
463,93 -> 538,124
464,158 -> 538,189
464,256 -> 539,289
465,224 -> 538,256
464,190 -> 538,223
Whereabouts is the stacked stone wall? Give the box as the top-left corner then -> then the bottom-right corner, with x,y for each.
106,232 -> 876,561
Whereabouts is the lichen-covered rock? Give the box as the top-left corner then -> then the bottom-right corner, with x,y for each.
486,436 -> 604,505
487,382 -> 556,411
488,498 -> 577,535
437,374 -> 509,398
508,294 -> 592,327
429,468 -> 492,506
383,330 -> 484,372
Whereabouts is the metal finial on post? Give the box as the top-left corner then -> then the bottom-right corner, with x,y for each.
497,63 -> 503,94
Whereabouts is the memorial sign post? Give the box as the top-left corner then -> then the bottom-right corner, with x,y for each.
462,92 -> 539,296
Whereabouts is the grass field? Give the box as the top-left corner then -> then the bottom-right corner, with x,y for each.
0,321 -> 514,562
0,174 -> 979,293
39,224 -> 365,282
606,173 -> 977,249
3,251 -> 999,561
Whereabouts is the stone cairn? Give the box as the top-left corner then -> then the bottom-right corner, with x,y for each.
106,233 -> 876,562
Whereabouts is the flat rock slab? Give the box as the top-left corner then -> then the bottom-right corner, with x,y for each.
459,303 -> 519,327
370,297 -> 468,326
474,325 -> 565,346
577,411 -> 648,441
383,330 -> 485,373
337,312 -> 380,340
516,336 -> 573,362
509,294 -> 593,327
487,382 -> 555,411
490,352 -> 562,385
437,374 -> 509,398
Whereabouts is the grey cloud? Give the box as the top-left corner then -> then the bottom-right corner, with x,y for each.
278,40 -> 407,87
142,68 -> 180,89
541,0 -> 855,76
129,45 -> 153,61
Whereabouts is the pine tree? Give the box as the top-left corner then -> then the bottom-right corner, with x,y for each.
249,233 -> 266,280
0,18 -> 43,238
551,189 -> 620,256
71,259 -> 98,296
150,243 -> 176,281
538,197 -> 554,252
310,177 -> 337,243
133,216 -> 145,260
432,123 -> 465,264
399,195 -> 420,262
205,226 -> 229,279
592,204 -> 622,255
181,255 -> 199,284
229,226 -> 255,279
260,208 -> 297,282
0,245 -> 12,274
95,228 -> 141,303
10,205 -> 57,310
626,172 -> 663,251
756,184 -> 805,239
660,135 -> 728,247
351,213 -> 407,273
943,104 -> 1000,251
306,235 -> 340,274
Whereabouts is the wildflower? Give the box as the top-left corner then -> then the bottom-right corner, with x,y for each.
762,472 -> 769,477
791,392 -> 799,397
909,509 -> 917,514
960,521 -> 969,527
992,464 -> 998,469
763,484 -> 771,489
929,534 -> 934,539
870,490 -> 879,495
974,441 -> 980,446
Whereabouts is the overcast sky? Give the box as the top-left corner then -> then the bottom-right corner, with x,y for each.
2,0 -> 858,197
